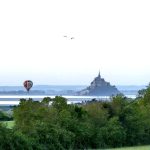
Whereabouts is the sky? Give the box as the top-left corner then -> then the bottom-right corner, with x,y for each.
0,0 -> 150,86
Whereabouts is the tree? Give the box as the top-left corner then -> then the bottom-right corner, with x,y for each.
98,117 -> 126,148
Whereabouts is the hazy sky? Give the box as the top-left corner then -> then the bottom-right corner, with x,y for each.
0,0 -> 150,86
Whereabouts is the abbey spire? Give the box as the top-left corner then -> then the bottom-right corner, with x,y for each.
98,70 -> 101,78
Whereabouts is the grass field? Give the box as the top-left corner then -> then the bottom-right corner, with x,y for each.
106,145 -> 150,150
1,121 -> 15,129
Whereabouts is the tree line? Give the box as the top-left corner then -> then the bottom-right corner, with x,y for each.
1,85 -> 150,149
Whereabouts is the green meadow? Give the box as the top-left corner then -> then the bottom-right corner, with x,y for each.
1,121 -> 15,129
106,145 -> 150,150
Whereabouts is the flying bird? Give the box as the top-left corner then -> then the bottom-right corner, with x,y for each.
63,35 -> 75,40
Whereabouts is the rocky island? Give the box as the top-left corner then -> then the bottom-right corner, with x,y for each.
77,72 -> 120,96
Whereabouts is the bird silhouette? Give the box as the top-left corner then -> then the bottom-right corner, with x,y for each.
63,35 -> 75,40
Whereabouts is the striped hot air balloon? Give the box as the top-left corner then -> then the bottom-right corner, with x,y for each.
23,80 -> 33,92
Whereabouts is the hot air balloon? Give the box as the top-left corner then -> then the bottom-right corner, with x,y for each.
23,80 -> 33,92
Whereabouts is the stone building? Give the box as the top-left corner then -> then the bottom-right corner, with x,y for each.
77,72 -> 120,96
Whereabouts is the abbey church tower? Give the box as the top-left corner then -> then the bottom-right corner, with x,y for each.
77,71 -> 120,96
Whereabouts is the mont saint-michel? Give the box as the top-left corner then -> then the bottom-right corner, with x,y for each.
77,72 -> 120,96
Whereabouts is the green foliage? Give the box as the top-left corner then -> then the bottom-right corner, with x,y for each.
111,95 -> 128,116
83,102 -> 108,127
143,85 -> 150,104
41,97 -> 53,106
99,117 -> 126,148
52,96 -> 68,111
0,123 -> 34,150
0,123 -> 12,149
1,85 -> 150,149
0,110 -> 12,121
